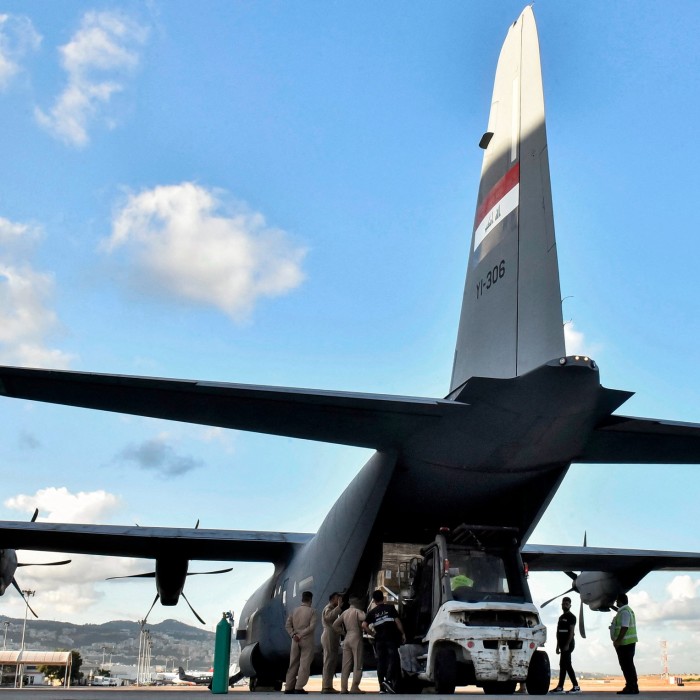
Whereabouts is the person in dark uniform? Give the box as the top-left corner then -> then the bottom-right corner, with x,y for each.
550,597 -> 580,694
362,590 -> 405,694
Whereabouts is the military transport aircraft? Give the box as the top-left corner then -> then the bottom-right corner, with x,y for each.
1,5 -> 700,694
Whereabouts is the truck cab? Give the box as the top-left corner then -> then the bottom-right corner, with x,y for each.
396,524 -> 549,694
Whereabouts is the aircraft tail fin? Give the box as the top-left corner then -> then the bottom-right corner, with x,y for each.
450,7 -> 564,392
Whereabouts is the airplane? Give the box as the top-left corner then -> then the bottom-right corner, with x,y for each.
153,668 -> 210,686
154,670 -> 180,685
177,666 -> 213,686
1,4 -> 700,694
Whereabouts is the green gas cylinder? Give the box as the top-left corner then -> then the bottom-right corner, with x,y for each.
211,613 -> 232,694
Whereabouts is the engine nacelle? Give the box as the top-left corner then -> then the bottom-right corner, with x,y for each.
155,558 -> 188,605
0,549 -> 18,595
576,571 -> 629,611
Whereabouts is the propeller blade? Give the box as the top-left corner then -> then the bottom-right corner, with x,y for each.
583,531 -> 587,548
143,593 -> 160,624
18,560 -> 71,567
187,568 -> 233,577
564,571 -> 578,581
106,572 -> 156,580
30,509 -> 39,523
540,587 -> 575,608
578,597 -> 586,639
195,519 -> 200,529
181,592 -> 206,624
11,579 -> 38,618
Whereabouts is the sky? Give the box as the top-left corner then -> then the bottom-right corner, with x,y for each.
0,0 -> 699,677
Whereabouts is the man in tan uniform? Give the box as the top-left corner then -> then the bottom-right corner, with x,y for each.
285,591 -> 317,694
333,596 -> 366,694
321,592 -> 343,693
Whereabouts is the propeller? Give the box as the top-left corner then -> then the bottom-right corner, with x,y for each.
106,567 -> 233,581
181,592 -> 205,625
17,560 -> 72,568
11,580 -> 38,618
138,591 -> 207,626
539,534 -> 587,638
2,508 -> 72,618
106,566 -> 233,624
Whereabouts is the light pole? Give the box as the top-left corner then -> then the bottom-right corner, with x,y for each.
16,590 -> 35,688
1,620 -> 9,686
136,621 -> 145,686
138,627 -> 151,685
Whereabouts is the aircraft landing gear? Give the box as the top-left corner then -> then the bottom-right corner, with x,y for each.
248,677 -> 283,692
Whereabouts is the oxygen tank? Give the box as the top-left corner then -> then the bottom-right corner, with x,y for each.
211,612 -> 232,694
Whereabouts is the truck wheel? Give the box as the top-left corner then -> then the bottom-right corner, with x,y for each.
525,650 -> 551,695
434,647 -> 457,694
482,681 -> 517,694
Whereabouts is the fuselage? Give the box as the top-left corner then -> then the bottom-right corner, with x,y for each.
238,355 -> 627,678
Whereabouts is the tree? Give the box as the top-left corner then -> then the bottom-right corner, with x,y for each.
37,650 -> 83,683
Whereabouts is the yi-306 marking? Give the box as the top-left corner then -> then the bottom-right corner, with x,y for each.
476,259 -> 506,299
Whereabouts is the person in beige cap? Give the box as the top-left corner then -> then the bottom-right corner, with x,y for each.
321,592 -> 344,693
284,591 -> 317,694
333,596 -> 366,694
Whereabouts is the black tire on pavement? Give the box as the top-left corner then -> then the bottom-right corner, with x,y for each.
434,647 -> 457,694
526,649 -> 551,696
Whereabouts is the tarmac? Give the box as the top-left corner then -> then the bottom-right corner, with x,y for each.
1,677 -> 699,698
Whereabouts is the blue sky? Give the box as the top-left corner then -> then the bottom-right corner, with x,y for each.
1,0 -> 699,676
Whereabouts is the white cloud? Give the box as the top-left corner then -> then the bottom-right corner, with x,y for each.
0,216 -> 41,256
4,486 -> 121,523
0,14 -> 41,90
35,10 -> 148,147
632,576 -> 700,626
104,182 -> 307,321
563,320 -> 587,355
0,216 -> 73,368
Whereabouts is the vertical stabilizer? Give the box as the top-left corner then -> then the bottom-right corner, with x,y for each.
450,7 -> 564,391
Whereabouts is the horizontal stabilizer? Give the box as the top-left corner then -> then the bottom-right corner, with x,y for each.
577,414 -> 700,463
0,366 -> 464,449
523,543 -> 700,573
0,521 -> 313,563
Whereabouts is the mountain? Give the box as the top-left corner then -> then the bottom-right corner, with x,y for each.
0,616 -> 225,669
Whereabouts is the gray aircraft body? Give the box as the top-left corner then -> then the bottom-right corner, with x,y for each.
1,6 -> 700,692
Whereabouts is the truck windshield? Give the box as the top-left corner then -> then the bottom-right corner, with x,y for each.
446,547 -> 521,602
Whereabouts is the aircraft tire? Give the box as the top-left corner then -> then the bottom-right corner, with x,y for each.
525,650 -> 551,695
482,681 -> 517,694
434,647 -> 457,694
248,677 -> 283,692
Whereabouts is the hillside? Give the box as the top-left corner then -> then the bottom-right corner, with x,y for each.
0,616 -> 225,668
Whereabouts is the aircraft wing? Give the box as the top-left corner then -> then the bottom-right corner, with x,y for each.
522,544 -> 700,573
0,521 -> 314,563
577,414 -> 700,463
0,365 -> 465,449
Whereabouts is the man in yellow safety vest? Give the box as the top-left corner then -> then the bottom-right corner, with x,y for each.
610,593 -> 638,695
